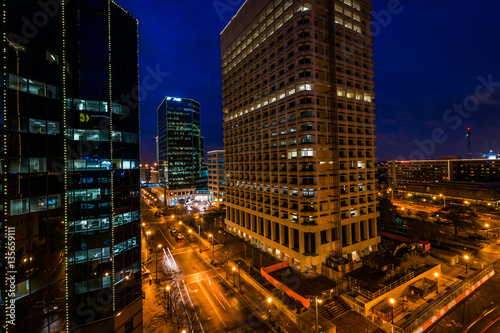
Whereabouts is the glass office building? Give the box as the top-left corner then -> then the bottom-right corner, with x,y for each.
157,97 -> 207,192
2,1 -> 142,332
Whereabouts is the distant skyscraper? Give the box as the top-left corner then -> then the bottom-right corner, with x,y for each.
157,97 -> 206,192
221,0 -> 379,272
207,150 -> 226,207
1,1 -> 142,332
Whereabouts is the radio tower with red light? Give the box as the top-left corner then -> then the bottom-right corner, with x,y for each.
467,128 -> 472,159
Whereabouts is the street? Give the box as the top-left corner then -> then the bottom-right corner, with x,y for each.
141,196 -> 271,333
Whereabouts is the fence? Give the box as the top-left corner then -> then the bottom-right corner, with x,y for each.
346,271 -> 415,300
261,261 -> 311,308
403,264 -> 495,333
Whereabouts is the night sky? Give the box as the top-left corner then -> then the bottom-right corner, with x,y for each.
117,0 -> 500,164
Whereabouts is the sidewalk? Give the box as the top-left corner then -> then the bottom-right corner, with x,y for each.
142,277 -> 168,333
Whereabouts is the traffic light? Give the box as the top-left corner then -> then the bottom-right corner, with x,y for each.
312,326 -> 315,331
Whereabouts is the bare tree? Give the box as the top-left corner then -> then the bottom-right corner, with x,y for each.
437,205 -> 480,238
400,253 -> 425,273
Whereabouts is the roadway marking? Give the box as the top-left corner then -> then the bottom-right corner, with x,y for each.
183,270 -> 214,279
184,273 -> 220,285
171,247 -> 194,255
156,223 -> 176,249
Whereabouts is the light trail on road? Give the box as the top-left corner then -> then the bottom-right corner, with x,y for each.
176,281 -> 194,332
207,274 -> 232,310
182,280 -> 205,333
197,277 -> 227,329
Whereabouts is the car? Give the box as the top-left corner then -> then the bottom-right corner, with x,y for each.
176,233 -> 184,241
170,229 -> 178,236
141,266 -> 150,276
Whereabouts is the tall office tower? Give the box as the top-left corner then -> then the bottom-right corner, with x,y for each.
157,97 -> 206,191
2,1 -> 142,332
207,150 -> 226,207
221,0 -> 379,273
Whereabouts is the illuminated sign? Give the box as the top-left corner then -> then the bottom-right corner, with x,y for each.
79,113 -> 90,123
166,97 -> 182,102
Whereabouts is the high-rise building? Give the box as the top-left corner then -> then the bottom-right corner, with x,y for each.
2,1 -> 142,332
207,150 -> 226,207
221,0 -> 380,272
157,97 -> 206,192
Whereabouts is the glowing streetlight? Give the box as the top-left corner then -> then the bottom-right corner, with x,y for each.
434,272 -> 439,293
268,297 -> 273,324
166,285 -> 172,316
389,298 -> 395,324
439,193 -> 446,207
232,267 -> 236,286
156,244 -> 162,283
316,298 -> 322,331
464,255 -> 469,274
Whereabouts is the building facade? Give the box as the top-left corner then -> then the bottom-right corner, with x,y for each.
207,150 -> 226,207
2,1 -> 142,332
221,0 -> 379,272
389,158 -> 500,189
157,97 -> 207,194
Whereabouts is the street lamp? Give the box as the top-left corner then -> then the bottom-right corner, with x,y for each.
232,267 -> 236,287
316,298 -> 322,332
434,272 -> 439,293
209,234 -> 215,265
166,285 -> 171,317
439,194 -> 445,207
464,255 -> 469,274
267,297 -> 272,325
485,224 -> 489,238
389,298 -> 395,324
198,225 -> 202,253
156,244 -> 162,284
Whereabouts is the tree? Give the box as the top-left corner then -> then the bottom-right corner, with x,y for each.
400,253 -> 425,273
204,207 -> 226,229
434,227 -> 445,247
415,211 -> 429,223
437,205 -> 480,238
378,197 -> 398,229
407,212 -> 432,241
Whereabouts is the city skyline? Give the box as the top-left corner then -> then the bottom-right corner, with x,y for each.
118,0 -> 500,163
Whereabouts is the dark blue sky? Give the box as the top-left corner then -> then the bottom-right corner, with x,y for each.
118,0 -> 500,163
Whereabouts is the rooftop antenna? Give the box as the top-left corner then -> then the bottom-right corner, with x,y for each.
467,128 -> 471,159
